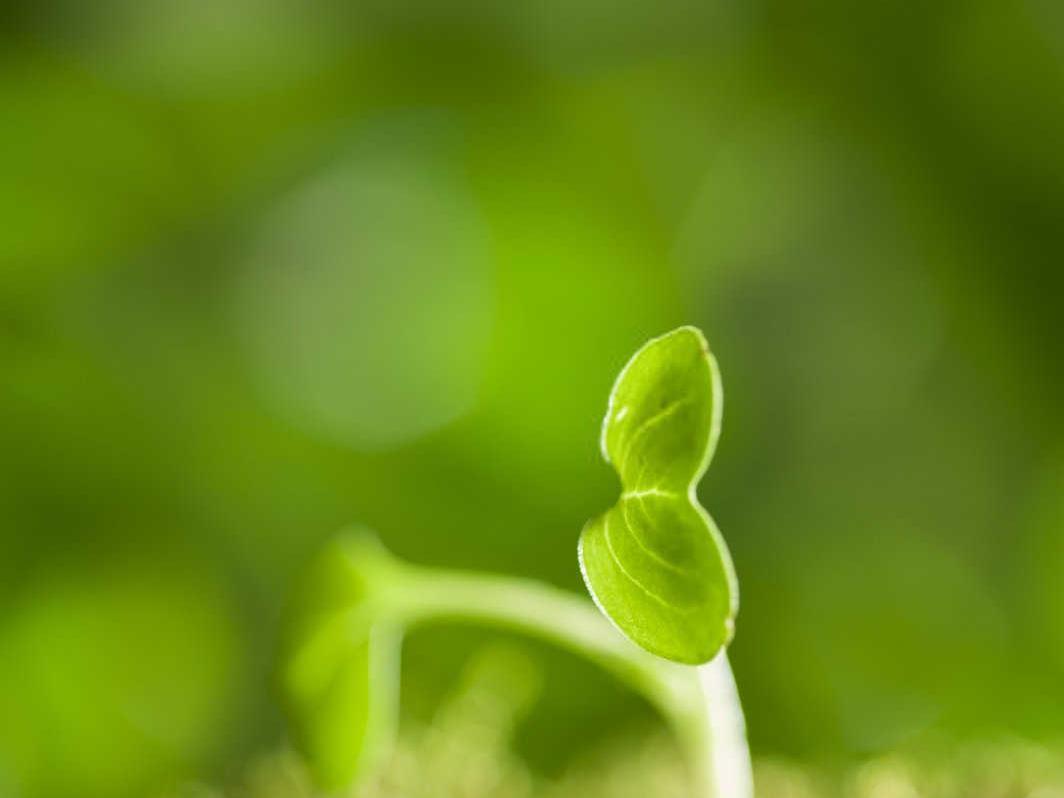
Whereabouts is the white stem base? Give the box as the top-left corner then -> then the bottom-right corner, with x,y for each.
697,653 -> 753,798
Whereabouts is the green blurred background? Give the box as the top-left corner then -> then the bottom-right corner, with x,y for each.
3,1 -> 1064,796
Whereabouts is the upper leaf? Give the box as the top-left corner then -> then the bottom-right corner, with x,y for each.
578,326 -> 738,664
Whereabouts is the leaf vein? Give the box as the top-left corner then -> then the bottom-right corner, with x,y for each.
619,500 -> 698,578
618,395 -> 695,480
602,515 -> 689,612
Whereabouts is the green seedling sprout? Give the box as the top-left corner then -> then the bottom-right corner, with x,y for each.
281,327 -> 751,797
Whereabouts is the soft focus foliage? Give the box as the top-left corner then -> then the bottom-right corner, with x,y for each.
3,0 -> 1064,795
165,656 -> 1064,798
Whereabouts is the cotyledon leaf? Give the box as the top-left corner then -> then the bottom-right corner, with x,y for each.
578,326 -> 738,664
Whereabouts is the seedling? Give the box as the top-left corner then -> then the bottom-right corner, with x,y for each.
281,327 -> 751,797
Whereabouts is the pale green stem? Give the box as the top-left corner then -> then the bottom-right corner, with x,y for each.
384,566 -> 753,798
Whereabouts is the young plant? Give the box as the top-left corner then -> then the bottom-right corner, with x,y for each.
281,327 -> 751,797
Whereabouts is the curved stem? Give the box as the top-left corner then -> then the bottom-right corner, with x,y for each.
385,566 -> 752,798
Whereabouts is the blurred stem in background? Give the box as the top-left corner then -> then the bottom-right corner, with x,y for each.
392,564 -> 752,798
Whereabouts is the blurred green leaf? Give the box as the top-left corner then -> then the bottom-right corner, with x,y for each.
280,534 -> 402,791
579,327 -> 737,665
